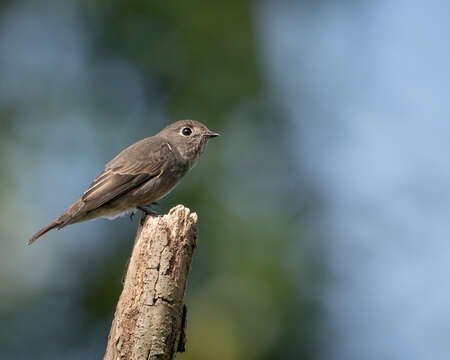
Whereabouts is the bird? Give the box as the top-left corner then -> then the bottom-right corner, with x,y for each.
28,120 -> 219,244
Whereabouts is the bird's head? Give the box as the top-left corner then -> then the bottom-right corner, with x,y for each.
159,120 -> 220,166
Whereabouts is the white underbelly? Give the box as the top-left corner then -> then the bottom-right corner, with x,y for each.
102,208 -> 137,220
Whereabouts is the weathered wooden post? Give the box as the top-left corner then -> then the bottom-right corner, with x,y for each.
104,205 -> 197,360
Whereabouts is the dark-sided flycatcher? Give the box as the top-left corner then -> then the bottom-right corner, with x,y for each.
28,120 -> 219,244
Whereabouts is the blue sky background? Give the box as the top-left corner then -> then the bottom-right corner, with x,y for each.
261,1 -> 450,359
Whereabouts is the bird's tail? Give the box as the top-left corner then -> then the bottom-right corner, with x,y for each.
28,220 -> 60,245
27,199 -> 86,245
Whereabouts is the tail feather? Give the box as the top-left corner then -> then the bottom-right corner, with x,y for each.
28,200 -> 86,245
28,221 -> 60,245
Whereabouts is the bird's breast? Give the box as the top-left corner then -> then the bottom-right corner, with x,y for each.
134,164 -> 188,205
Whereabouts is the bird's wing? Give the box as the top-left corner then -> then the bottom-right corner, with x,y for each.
80,138 -> 171,213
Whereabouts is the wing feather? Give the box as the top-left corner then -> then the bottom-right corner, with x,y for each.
81,172 -> 155,212
79,138 -> 172,213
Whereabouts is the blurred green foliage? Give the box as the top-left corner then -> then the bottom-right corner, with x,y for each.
81,0 -> 261,122
0,1 -> 320,359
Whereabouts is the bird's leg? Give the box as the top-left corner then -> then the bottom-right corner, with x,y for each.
137,206 -> 157,216
129,211 -> 135,222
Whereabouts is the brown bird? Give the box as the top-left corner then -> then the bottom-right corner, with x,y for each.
28,120 -> 219,244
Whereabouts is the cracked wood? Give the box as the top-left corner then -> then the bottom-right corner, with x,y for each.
104,205 -> 198,360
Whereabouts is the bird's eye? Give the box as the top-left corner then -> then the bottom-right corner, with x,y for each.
181,127 -> 192,136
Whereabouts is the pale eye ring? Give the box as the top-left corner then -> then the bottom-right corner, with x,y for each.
181,127 -> 192,136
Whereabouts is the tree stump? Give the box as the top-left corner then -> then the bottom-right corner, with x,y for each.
104,205 -> 198,360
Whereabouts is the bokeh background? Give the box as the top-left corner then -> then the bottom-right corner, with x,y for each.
1,0 -> 449,359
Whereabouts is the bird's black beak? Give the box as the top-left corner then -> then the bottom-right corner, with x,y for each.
203,131 -> 220,138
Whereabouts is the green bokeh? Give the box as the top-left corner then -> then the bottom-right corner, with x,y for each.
0,1 -> 321,359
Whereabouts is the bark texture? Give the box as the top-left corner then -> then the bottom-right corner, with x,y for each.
104,205 -> 198,360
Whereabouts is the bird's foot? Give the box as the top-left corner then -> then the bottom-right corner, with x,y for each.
137,205 -> 158,225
